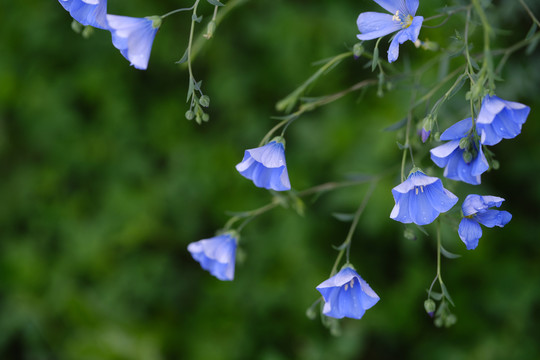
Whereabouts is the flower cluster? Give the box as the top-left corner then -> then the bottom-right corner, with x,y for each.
57,0 -> 160,70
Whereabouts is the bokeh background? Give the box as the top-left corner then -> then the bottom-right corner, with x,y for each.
1,0 -> 540,359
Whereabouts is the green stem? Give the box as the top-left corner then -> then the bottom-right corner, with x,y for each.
329,181 -> 377,276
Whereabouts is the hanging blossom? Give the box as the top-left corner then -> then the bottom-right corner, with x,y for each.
316,267 -> 380,320
390,170 -> 458,225
430,118 -> 489,185
356,0 -> 424,63
236,137 -> 291,191
57,0 -> 109,30
187,233 -> 238,281
476,95 -> 530,146
458,195 -> 512,250
107,15 -> 162,70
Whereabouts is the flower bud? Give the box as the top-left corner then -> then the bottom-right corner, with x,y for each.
444,314 -> 457,327
424,299 -> 436,316
202,113 -> 210,122
459,137 -> 470,149
185,110 -> 195,120
353,43 -> 364,59
199,95 -> 210,108
462,151 -> 473,163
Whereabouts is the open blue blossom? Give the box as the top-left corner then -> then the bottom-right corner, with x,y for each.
476,95 -> 530,146
356,0 -> 424,63
187,233 -> 237,281
390,170 -> 458,225
107,15 -> 161,70
316,267 -> 380,319
58,0 -> 108,29
430,118 -> 489,185
458,194 -> 512,250
235,138 -> 291,191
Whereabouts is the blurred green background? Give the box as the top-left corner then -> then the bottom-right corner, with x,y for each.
1,0 -> 540,359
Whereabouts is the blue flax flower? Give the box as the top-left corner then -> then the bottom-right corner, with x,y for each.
356,0 -> 424,63
58,0 -> 108,29
107,15 -> 161,70
390,170 -> 458,225
235,138 -> 291,191
430,118 -> 489,185
187,233 -> 237,281
458,194 -> 512,250
476,95 -> 530,146
316,267 -> 380,320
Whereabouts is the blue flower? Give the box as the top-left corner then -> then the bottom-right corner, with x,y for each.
316,267 -> 380,320
58,0 -> 108,30
235,138 -> 291,191
390,170 -> 458,225
187,234 -> 237,281
430,118 -> 489,185
106,15 -> 161,70
356,0 -> 424,63
476,95 -> 530,146
458,194 -> 512,250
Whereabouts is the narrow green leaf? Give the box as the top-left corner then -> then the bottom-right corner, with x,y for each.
176,48 -> 189,64
383,117 -> 407,132
429,291 -> 444,301
371,47 -> 379,72
441,282 -> 455,306
206,0 -> 225,6
192,14 -> 203,23
332,212 -> 355,222
440,245 -> 461,259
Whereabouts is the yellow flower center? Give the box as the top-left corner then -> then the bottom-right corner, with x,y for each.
392,10 -> 413,29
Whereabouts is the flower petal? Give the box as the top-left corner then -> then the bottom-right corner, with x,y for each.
458,218 -> 483,250
440,118 -> 473,141
357,12 -> 401,41
462,194 -> 505,216
475,210 -> 512,228
387,16 -> 423,62
430,140 -> 460,168
409,189 -> 439,225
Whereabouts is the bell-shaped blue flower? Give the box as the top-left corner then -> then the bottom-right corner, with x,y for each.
356,0 -> 424,63
235,137 -> 291,191
106,15 -> 161,70
458,194 -> 512,250
187,233 -> 237,281
430,118 -> 489,185
58,0 -> 108,30
390,170 -> 458,225
476,95 -> 530,146
316,266 -> 380,319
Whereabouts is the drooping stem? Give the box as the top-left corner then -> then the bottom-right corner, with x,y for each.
329,181 -> 377,276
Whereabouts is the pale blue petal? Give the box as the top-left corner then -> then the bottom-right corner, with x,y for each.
475,210 -> 512,228
236,143 -> 291,191
462,194 -> 505,216
430,140 -> 460,168
406,0 -> 419,15
458,218 -> 483,250
424,179 -> 458,213
247,142 -> 286,168
477,95 -> 530,145
390,191 -> 413,223
357,12 -> 401,40
372,0 -> 404,14
357,276 -> 380,310
387,16 -> 423,62
187,235 -> 237,281
471,145 -> 489,177
440,118 -> 473,141
409,190 -> 439,225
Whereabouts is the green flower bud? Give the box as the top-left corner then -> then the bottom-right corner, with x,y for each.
185,110 -> 195,120
353,43 -> 364,58
199,95 -> 210,108
491,159 -> 500,170
459,137 -> 470,149
462,151 -> 473,163
424,299 -> 436,314
202,113 -> 210,122
404,228 -> 416,240
444,314 -> 457,327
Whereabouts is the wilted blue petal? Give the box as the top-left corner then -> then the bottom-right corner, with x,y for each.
475,210 -> 512,228
462,194 -> 505,216
187,234 -> 237,281
440,118 -> 473,141
357,12 -> 402,41
107,15 -> 160,70
236,141 -> 291,191
477,95 -> 530,145
316,267 -> 379,320
458,218 -> 483,250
